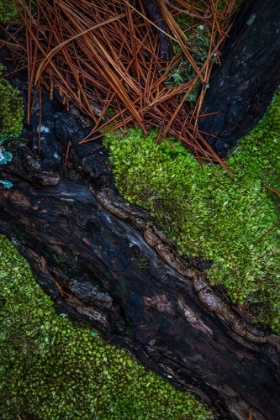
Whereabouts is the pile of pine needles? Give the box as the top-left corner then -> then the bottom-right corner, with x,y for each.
3,0 -> 240,164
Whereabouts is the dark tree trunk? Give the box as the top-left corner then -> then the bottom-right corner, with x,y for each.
198,0 -> 280,157
0,65 -> 280,420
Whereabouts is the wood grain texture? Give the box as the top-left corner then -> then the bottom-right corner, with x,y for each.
0,73 -> 279,419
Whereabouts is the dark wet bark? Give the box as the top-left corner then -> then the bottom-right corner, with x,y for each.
141,0 -> 170,60
198,0 -> 280,157
0,65 -> 280,420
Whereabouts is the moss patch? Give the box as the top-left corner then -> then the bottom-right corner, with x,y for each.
0,66 -> 24,143
104,92 -> 280,332
0,235 -> 212,419
0,0 -> 19,22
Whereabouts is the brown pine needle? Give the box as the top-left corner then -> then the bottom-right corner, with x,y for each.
248,408 -> 253,420
255,221 -> 280,245
8,0 -> 240,167
35,14 -> 126,84
262,183 -> 280,196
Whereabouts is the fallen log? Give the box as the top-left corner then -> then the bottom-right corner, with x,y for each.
0,67 -> 280,419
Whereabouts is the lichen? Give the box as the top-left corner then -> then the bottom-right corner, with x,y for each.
0,147 -> 12,164
104,91 -> 280,333
246,13 -> 256,26
0,235 -> 212,419
0,179 -> 13,189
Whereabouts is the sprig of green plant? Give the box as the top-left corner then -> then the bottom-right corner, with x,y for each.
165,26 -> 210,101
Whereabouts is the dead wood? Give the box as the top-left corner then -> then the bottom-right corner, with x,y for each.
0,66 -> 280,419
198,0 -> 280,157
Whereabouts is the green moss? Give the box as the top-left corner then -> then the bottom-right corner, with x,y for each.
0,235 -> 212,419
0,66 -> 24,143
103,92 -> 280,333
0,0 -> 19,22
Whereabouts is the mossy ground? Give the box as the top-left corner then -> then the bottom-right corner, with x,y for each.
104,92 -> 280,332
0,235 -> 212,419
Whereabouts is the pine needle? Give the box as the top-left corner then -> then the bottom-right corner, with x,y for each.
9,0 -> 240,168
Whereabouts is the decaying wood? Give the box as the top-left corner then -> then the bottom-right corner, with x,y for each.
0,71 -> 280,419
141,0 -> 171,60
199,0 -> 280,157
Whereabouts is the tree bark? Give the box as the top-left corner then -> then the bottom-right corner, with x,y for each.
0,64 -> 280,420
198,0 -> 280,157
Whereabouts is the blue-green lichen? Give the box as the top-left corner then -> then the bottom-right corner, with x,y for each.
104,92 -> 280,332
0,147 -> 12,164
0,235 -> 212,420
0,179 -> 13,189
